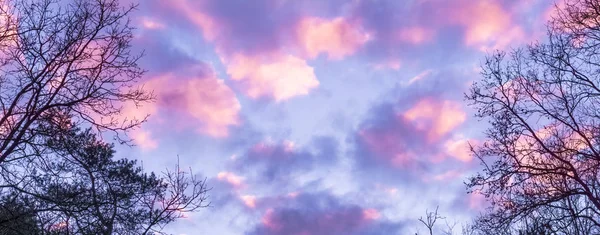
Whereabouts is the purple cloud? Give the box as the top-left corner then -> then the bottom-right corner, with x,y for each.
247,192 -> 405,235
232,136 -> 338,184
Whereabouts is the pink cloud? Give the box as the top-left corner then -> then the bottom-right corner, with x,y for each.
362,208 -> 381,220
372,58 -> 402,70
170,0 -> 219,41
542,0 -> 564,23
287,192 -> 300,198
358,130 -> 404,160
225,53 -> 319,102
166,0 -> 395,102
450,1 -> 526,50
261,208 -> 280,231
297,17 -> 370,60
117,99 -> 158,125
250,140 -> 296,156
217,171 -> 245,188
145,73 -> 241,138
358,130 -> 421,169
139,16 -> 165,30
430,170 -> 462,182
403,99 -> 466,141
444,136 -> 474,162
165,0 -> 365,102
356,97 -> 469,173
396,26 -> 435,45
131,129 -> 158,150
170,0 -> 317,102
240,194 -> 257,208
468,190 -> 487,211
407,69 -> 433,85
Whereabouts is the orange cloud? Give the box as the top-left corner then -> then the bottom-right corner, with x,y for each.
297,17 -> 370,60
145,74 -> 241,138
225,53 -> 319,102
403,99 -> 466,140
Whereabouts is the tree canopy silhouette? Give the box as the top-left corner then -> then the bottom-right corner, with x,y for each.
0,114 -> 209,234
466,0 -> 600,234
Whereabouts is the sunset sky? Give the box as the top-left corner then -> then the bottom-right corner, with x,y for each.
116,0 -> 558,234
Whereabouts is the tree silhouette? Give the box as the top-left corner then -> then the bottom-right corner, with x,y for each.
418,206 -> 444,235
0,194 -> 40,235
466,0 -> 600,233
0,115 -> 209,234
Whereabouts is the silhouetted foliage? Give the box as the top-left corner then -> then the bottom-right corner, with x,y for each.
0,0 -> 152,165
0,194 -> 40,235
466,0 -> 600,234
0,115 -> 209,234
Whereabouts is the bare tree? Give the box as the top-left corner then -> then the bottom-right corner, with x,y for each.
0,0 -> 152,165
442,219 -> 458,235
417,206 -> 444,235
466,0 -> 600,233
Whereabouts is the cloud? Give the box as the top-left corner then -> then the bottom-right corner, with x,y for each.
448,0 -> 526,50
169,0 -> 299,55
407,69 -> 433,85
240,194 -> 258,209
225,53 -> 319,102
355,103 -> 431,172
231,136 -> 338,184
247,192 -> 405,235
208,136 -> 341,215
142,72 -> 241,138
132,29 -> 198,75
402,98 -> 466,141
161,0 -> 321,102
217,171 -> 246,188
138,16 -> 165,30
130,129 -> 158,150
396,26 -> 435,45
155,0 -> 386,102
347,0 -> 546,67
297,17 -> 370,60
443,136 -> 474,163
348,68 -> 476,186
355,97 -> 466,169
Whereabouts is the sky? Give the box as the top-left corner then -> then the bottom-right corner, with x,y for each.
114,0 -> 559,234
